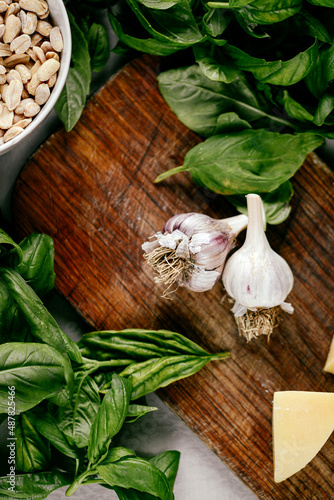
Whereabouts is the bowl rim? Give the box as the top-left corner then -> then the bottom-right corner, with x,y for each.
0,0 -> 72,155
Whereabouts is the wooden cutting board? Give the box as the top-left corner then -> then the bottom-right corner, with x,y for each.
12,55 -> 334,499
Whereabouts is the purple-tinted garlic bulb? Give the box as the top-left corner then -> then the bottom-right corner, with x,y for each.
142,212 -> 248,295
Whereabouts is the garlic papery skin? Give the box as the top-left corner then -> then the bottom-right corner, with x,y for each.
142,212 -> 248,296
222,194 -> 294,341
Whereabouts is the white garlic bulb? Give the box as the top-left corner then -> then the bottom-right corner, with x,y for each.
142,212 -> 248,295
222,194 -> 294,340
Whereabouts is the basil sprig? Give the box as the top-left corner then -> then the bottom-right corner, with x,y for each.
0,227 -> 229,499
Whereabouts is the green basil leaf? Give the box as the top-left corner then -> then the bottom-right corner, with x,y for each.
236,0 -> 302,25
138,0 -> 181,9
0,228 -> 22,261
88,23 -> 110,72
0,268 -> 82,364
158,65 -> 288,137
193,42 -> 238,83
305,42 -> 334,98
125,0 -> 204,46
202,7 -> 232,37
109,451 -> 180,500
115,352 -> 229,400
97,456 -> 173,500
109,10 -> 182,55
293,10 -> 332,43
227,181 -> 294,225
306,0 -> 334,6
6,233 -> 55,297
234,11 -> 271,38
148,451 -> 180,490
78,328 -> 209,362
305,41 -> 334,98
0,471 -> 72,498
126,403 -> 158,422
313,93 -> 334,126
55,10 -> 91,131
214,111 -> 252,133
88,374 -> 132,464
160,129 -> 323,195
282,90 -> 314,123
0,342 -> 73,414
28,410 -> 80,460
229,0 -> 257,6
0,279 -> 31,344
54,372 -> 100,449
15,413 -> 51,473
100,446 -> 137,463
223,39 -> 318,85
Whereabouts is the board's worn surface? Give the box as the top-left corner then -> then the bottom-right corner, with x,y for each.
12,55 -> 334,499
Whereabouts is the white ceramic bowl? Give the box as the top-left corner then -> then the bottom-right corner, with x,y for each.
0,0 -> 71,156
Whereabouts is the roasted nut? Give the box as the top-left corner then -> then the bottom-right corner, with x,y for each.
3,53 -> 29,67
37,57 -> 59,81
36,19 -> 51,36
3,124 -> 23,141
3,14 -> 20,43
34,81 -> 48,104
15,63 -> 31,83
49,26 -> 62,52
10,33 -> 30,54
5,78 -> 23,110
0,102 -> 13,128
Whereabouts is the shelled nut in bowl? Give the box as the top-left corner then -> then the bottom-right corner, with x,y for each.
0,0 -> 71,155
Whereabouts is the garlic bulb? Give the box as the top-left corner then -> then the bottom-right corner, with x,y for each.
142,212 -> 248,296
222,194 -> 294,341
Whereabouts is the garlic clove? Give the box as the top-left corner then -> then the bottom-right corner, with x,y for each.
222,194 -> 294,340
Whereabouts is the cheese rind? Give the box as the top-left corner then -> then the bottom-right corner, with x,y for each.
273,391 -> 334,483
324,335 -> 334,374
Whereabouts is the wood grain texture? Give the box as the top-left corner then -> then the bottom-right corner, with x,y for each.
12,55 -> 334,499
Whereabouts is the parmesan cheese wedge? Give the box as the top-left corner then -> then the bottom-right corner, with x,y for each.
273,391 -> 334,483
324,335 -> 334,374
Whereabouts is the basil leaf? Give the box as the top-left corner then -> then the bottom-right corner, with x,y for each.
88,23 -> 110,72
88,374 -> 132,464
160,129 -> 323,195
227,181 -> 294,225
0,471 -> 71,498
109,10 -> 183,56
115,352 -> 229,400
282,90 -> 314,123
28,410 -> 80,460
54,372 -> 100,449
97,456 -> 173,500
125,0 -> 203,46
138,0 -> 181,9
223,39 -> 318,85
202,7 -> 232,37
6,233 -> 55,297
126,403 -> 158,422
148,451 -> 180,490
15,413 -> 51,473
313,93 -> 334,126
193,42 -> 238,83
306,0 -> 334,6
293,10 -> 332,43
158,65 -> 287,137
0,342 -> 73,414
214,112 -> 252,133
236,0 -> 302,25
55,10 -> 91,131
100,446 -> 137,463
78,328 -> 209,362
0,279 -> 31,344
305,42 -> 334,98
0,228 -> 22,261
0,268 -> 82,364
